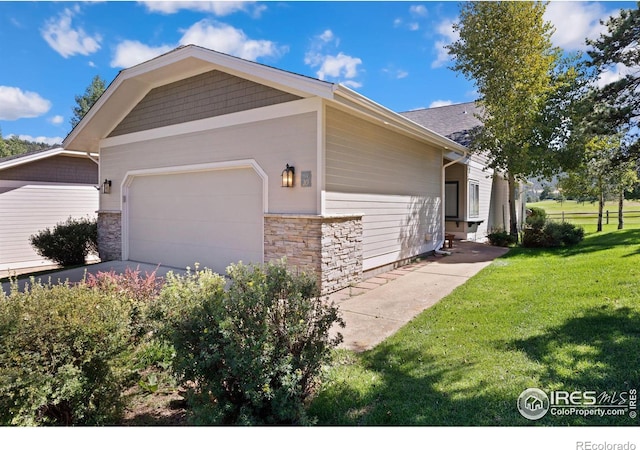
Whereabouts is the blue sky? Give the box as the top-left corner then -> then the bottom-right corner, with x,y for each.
0,1 -> 635,146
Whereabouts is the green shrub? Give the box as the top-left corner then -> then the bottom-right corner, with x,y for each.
521,221 -> 584,248
526,206 -> 547,223
0,281 -> 134,425
152,261 -> 344,425
85,266 -> 164,341
487,229 -> 517,247
30,216 -> 98,267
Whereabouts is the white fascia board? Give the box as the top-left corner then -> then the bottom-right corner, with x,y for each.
332,84 -> 468,154
0,148 -> 99,171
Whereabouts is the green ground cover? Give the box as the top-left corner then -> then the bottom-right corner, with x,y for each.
528,199 -> 640,226
310,226 -> 640,426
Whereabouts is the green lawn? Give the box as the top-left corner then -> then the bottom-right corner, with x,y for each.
528,199 -> 640,227
310,226 -> 640,426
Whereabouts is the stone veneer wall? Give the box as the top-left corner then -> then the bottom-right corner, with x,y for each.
97,211 -> 122,261
264,214 -> 363,294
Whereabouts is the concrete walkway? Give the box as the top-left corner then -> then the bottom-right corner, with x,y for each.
328,241 -> 509,352
1,241 -> 508,354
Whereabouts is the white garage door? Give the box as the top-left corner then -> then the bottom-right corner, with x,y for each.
127,168 -> 263,274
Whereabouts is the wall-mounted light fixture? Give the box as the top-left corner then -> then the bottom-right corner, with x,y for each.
281,164 -> 294,188
102,179 -> 112,194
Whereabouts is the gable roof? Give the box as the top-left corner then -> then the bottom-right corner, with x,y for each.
400,102 -> 483,148
64,44 -> 467,156
0,147 -> 98,171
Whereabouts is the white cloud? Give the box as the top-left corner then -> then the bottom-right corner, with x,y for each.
111,40 -> 173,68
0,86 -> 51,120
316,52 -> 362,80
431,18 -> 458,68
110,20 -> 285,68
429,100 -> 454,108
14,134 -> 63,146
41,8 -> 101,58
595,62 -> 636,89
49,115 -> 64,125
382,66 -> 408,80
140,1 -> 265,17
409,5 -> 428,18
544,2 -> 609,52
179,20 -> 286,61
305,30 -> 363,87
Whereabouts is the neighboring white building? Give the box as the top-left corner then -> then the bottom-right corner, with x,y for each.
0,147 -> 99,275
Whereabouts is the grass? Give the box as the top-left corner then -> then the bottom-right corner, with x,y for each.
528,199 -> 640,227
309,225 -> 640,426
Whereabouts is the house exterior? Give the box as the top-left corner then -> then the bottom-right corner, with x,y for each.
64,45 -> 473,294
402,102 -> 525,241
0,147 -> 99,274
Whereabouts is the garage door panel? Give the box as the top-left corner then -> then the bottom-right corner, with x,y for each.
127,168 -> 263,273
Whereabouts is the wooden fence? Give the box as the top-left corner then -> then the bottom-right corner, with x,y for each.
545,210 -> 640,225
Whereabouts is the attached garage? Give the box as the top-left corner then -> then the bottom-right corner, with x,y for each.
124,163 -> 265,274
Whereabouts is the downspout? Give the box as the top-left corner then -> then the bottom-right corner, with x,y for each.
437,148 -> 468,253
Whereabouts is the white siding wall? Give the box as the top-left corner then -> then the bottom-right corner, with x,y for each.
100,111 -> 318,215
324,107 -> 442,271
0,183 -> 99,271
468,162 -> 493,240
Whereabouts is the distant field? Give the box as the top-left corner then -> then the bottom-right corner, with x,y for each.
527,199 -> 640,227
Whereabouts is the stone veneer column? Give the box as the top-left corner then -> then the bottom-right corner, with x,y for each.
97,211 -> 122,261
264,214 -> 363,294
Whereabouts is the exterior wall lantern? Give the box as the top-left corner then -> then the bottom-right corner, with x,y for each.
102,179 -> 112,194
281,164 -> 294,188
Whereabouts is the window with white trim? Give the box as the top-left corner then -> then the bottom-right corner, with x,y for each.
469,180 -> 480,218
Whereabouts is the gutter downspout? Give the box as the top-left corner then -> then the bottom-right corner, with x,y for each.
437,148 -> 469,253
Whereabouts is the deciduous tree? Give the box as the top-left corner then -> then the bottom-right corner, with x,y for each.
447,1 -> 583,240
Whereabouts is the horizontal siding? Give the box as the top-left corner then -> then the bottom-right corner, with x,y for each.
110,70 -> 301,137
0,185 -> 98,271
325,192 -> 442,270
0,155 -> 98,184
468,165 -> 493,240
101,112 -> 318,214
324,107 -> 443,271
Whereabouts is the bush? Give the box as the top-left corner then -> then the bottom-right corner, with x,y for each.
0,281 -> 134,425
526,207 -> 547,223
30,216 -> 98,267
521,220 -> 584,248
85,266 -> 164,341
487,229 -> 517,247
152,260 -> 344,425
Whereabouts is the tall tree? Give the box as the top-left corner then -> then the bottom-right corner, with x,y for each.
447,2 -> 582,240
70,75 -> 106,129
587,4 -> 640,161
559,135 -> 637,231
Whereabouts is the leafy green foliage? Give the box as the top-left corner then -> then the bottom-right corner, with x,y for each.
522,220 -> 584,248
152,260 -> 344,425
0,282 -> 134,425
447,2 -> 585,238
70,75 -> 106,129
0,128 -> 54,159
30,217 -> 98,267
85,266 -> 164,340
586,4 -> 640,160
487,229 -> 517,247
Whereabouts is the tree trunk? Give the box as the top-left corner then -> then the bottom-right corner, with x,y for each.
618,190 -> 624,230
597,189 -> 604,232
508,173 -> 519,243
